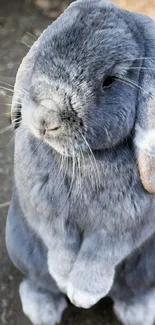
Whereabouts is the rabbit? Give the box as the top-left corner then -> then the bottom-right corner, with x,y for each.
5,0 -> 155,324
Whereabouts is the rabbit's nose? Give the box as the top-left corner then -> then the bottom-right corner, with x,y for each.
39,114 -> 62,136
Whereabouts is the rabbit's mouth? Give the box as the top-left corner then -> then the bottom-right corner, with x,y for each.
44,135 -> 87,157
21,114 -> 87,157
30,127 -> 88,157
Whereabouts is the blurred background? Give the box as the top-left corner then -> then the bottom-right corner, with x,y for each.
35,0 -> 155,18
0,0 -> 155,325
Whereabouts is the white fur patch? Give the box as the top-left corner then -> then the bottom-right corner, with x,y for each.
48,269 -> 68,294
135,125 -> 155,157
114,289 -> 155,325
47,252 -> 70,294
67,282 -> 104,309
19,279 -> 67,325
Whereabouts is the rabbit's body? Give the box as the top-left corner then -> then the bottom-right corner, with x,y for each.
7,127 -> 155,324
6,0 -> 155,324
13,128 -> 154,258
14,128 -> 154,240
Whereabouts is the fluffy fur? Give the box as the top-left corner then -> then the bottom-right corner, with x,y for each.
6,0 -> 155,324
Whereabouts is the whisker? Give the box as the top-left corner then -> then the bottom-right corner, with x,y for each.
56,153 -> 64,181
56,153 -> 68,194
0,85 -> 28,96
78,146 -> 86,197
57,148 -> 75,215
121,67 -> 155,72
11,102 -> 22,106
12,117 -> 21,124
14,88 -> 28,95
0,86 -> 15,94
7,135 -> 15,147
88,151 -> 98,191
0,99 -> 22,107
21,40 -> 31,49
77,149 -> 82,194
79,131 -> 100,192
26,32 -> 37,40
0,201 -> 11,209
3,112 -> 11,116
0,76 -> 15,80
0,125 -> 13,135
0,103 -> 12,106
116,78 -> 139,91
0,81 -> 14,88
116,76 -> 146,94
122,56 -> 155,62
2,94 -> 13,99
12,117 -> 21,123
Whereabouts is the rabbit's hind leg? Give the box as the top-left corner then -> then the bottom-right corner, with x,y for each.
19,278 -> 67,325
114,289 -> 155,325
111,233 -> 155,325
6,195 -> 67,325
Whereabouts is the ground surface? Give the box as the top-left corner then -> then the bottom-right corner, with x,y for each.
0,1 -> 124,324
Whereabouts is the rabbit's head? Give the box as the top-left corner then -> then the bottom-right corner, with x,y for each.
12,0 -> 155,192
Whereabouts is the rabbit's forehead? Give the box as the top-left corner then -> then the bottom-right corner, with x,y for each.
30,2 -> 139,98
31,34 -> 138,98
36,7 -> 138,71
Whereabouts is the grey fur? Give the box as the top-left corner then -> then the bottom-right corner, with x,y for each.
6,0 -> 155,324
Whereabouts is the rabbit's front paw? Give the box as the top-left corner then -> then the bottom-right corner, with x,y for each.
19,279 -> 67,325
67,269 -> 115,308
67,282 -> 103,308
48,267 -> 68,294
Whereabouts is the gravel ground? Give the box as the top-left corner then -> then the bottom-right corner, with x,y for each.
0,1 -> 121,324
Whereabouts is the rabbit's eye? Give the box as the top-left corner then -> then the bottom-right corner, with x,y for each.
102,76 -> 115,89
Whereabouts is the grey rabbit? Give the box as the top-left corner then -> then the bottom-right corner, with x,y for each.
5,0 -> 155,324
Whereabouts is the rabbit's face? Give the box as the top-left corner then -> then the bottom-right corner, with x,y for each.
20,0 -> 141,156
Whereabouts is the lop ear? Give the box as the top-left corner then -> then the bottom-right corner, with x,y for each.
133,14 -> 155,193
11,39 -> 39,129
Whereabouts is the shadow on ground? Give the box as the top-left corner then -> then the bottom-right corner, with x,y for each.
0,1 -> 121,324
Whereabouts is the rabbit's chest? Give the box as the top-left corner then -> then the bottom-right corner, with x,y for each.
68,159 -> 141,229
38,149 -> 143,230
16,138 -> 147,234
